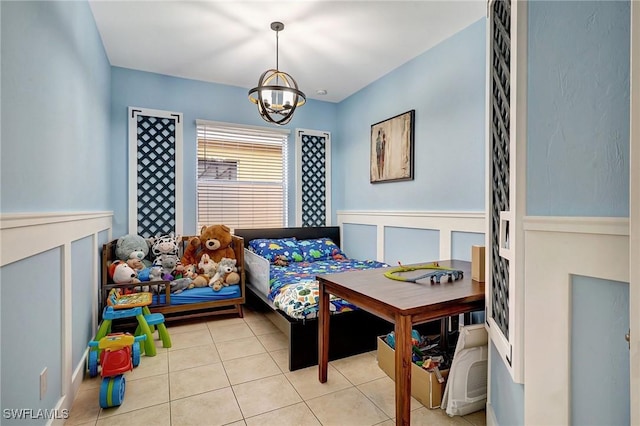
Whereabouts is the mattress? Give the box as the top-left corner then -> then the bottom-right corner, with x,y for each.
153,285 -> 241,305
244,248 -> 387,319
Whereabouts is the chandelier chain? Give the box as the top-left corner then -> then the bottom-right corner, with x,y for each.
275,29 -> 279,71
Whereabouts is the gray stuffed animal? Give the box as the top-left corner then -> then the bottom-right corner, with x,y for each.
169,278 -> 193,294
115,234 -> 151,267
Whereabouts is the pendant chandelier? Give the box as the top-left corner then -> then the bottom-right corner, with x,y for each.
248,22 -> 306,125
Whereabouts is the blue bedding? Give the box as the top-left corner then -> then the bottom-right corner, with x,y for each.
154,285 -> 241,306
268,259 -> 387,319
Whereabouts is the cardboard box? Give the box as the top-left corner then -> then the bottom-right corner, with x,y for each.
376,336 -> 448,409
471,245 -> 485,282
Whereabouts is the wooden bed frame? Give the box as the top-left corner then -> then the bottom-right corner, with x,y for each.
234,226 -> 396,371
100,235 -> 245,322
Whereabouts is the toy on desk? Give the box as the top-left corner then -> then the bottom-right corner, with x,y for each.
384,262 -> 464,284
87,332 -> 146,408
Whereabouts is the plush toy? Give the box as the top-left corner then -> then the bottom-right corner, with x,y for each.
273,255 -> 289,267
198,253 -> 217,276
148,266 -> 163,281
183,264 -> 198,279
148,233 -> 181,263
126,257 -> 145,272
153,253 -> 180,280
181,224 -> 236,265
108,260 -> 140,284
171,263 -> 185,280
191,275 -> 210,288
169,277 -> 194,294
331,249 -> 347,261
181,237 -> 201,267
115,234 -> 151,266
209,257 -> 240,291
184,263 -> 209,288
137,265 -> 163,282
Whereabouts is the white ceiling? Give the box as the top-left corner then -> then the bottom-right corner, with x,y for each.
89,1 -> 486,103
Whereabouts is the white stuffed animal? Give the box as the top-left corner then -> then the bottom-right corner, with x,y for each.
198,253 -> 217,277
108,260 -> 140,284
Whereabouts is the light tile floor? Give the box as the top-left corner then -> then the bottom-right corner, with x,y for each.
66,307 -> 486,426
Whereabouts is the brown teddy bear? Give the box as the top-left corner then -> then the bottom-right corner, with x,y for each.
181,224 -> 236,265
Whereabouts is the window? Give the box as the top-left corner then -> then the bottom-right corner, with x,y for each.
196,120 -> 289,230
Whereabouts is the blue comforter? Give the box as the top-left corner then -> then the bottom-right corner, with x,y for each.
268,259 -> 387,319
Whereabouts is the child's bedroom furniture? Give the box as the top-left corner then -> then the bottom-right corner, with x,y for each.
315,259 -> 484,426
100,235 -> 245,322
234,226 -> 396,371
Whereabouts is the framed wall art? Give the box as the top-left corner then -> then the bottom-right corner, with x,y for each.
370,109 -> 415,183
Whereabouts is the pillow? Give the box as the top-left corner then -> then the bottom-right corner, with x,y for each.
297,237 -> 348,262
248,238 -> 304,263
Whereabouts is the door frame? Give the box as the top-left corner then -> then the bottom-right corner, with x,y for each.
629,1 -> 639,424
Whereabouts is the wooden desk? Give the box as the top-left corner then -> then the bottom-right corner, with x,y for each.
317,260 -> 484,426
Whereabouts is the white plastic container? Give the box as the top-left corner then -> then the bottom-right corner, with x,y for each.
441,324 -> 488,416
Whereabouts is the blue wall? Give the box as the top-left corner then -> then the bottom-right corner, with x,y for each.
571,275 -> 629,425
490,342 -> 525,425
334,19 -> 486,215
71,236 -> 97,369
1,250 -> 63,420
527,0 -> 630,217
110,68 -> 338,237
0,0 -> 111,213
0,1 -> 112,422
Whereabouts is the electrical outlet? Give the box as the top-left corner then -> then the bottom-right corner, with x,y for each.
40,368 -> 47,400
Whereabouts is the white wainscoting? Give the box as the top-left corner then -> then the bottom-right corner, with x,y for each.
0,211 -> 113,426
336,210 -> 485,261
523,216 -> 629,425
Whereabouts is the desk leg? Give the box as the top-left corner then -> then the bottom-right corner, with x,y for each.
318,280 -> 329,383
394,315 -> 412,426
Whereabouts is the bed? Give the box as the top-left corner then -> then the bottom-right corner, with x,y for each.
234,226 -> 396,371
100,235 -> 245,322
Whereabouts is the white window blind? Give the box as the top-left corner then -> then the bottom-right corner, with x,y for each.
196,120 -> 289,231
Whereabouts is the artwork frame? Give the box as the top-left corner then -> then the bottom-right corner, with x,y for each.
370,110 -> 415,183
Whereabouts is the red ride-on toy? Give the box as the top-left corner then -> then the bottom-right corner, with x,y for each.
87,332 -> 146,408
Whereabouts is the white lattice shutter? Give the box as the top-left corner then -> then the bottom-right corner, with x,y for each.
295,129 -> 331,227
485,0 -> 527,383
128,107 -> 183,237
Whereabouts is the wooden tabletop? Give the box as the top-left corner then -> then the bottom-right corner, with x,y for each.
316,259 -> 484,324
